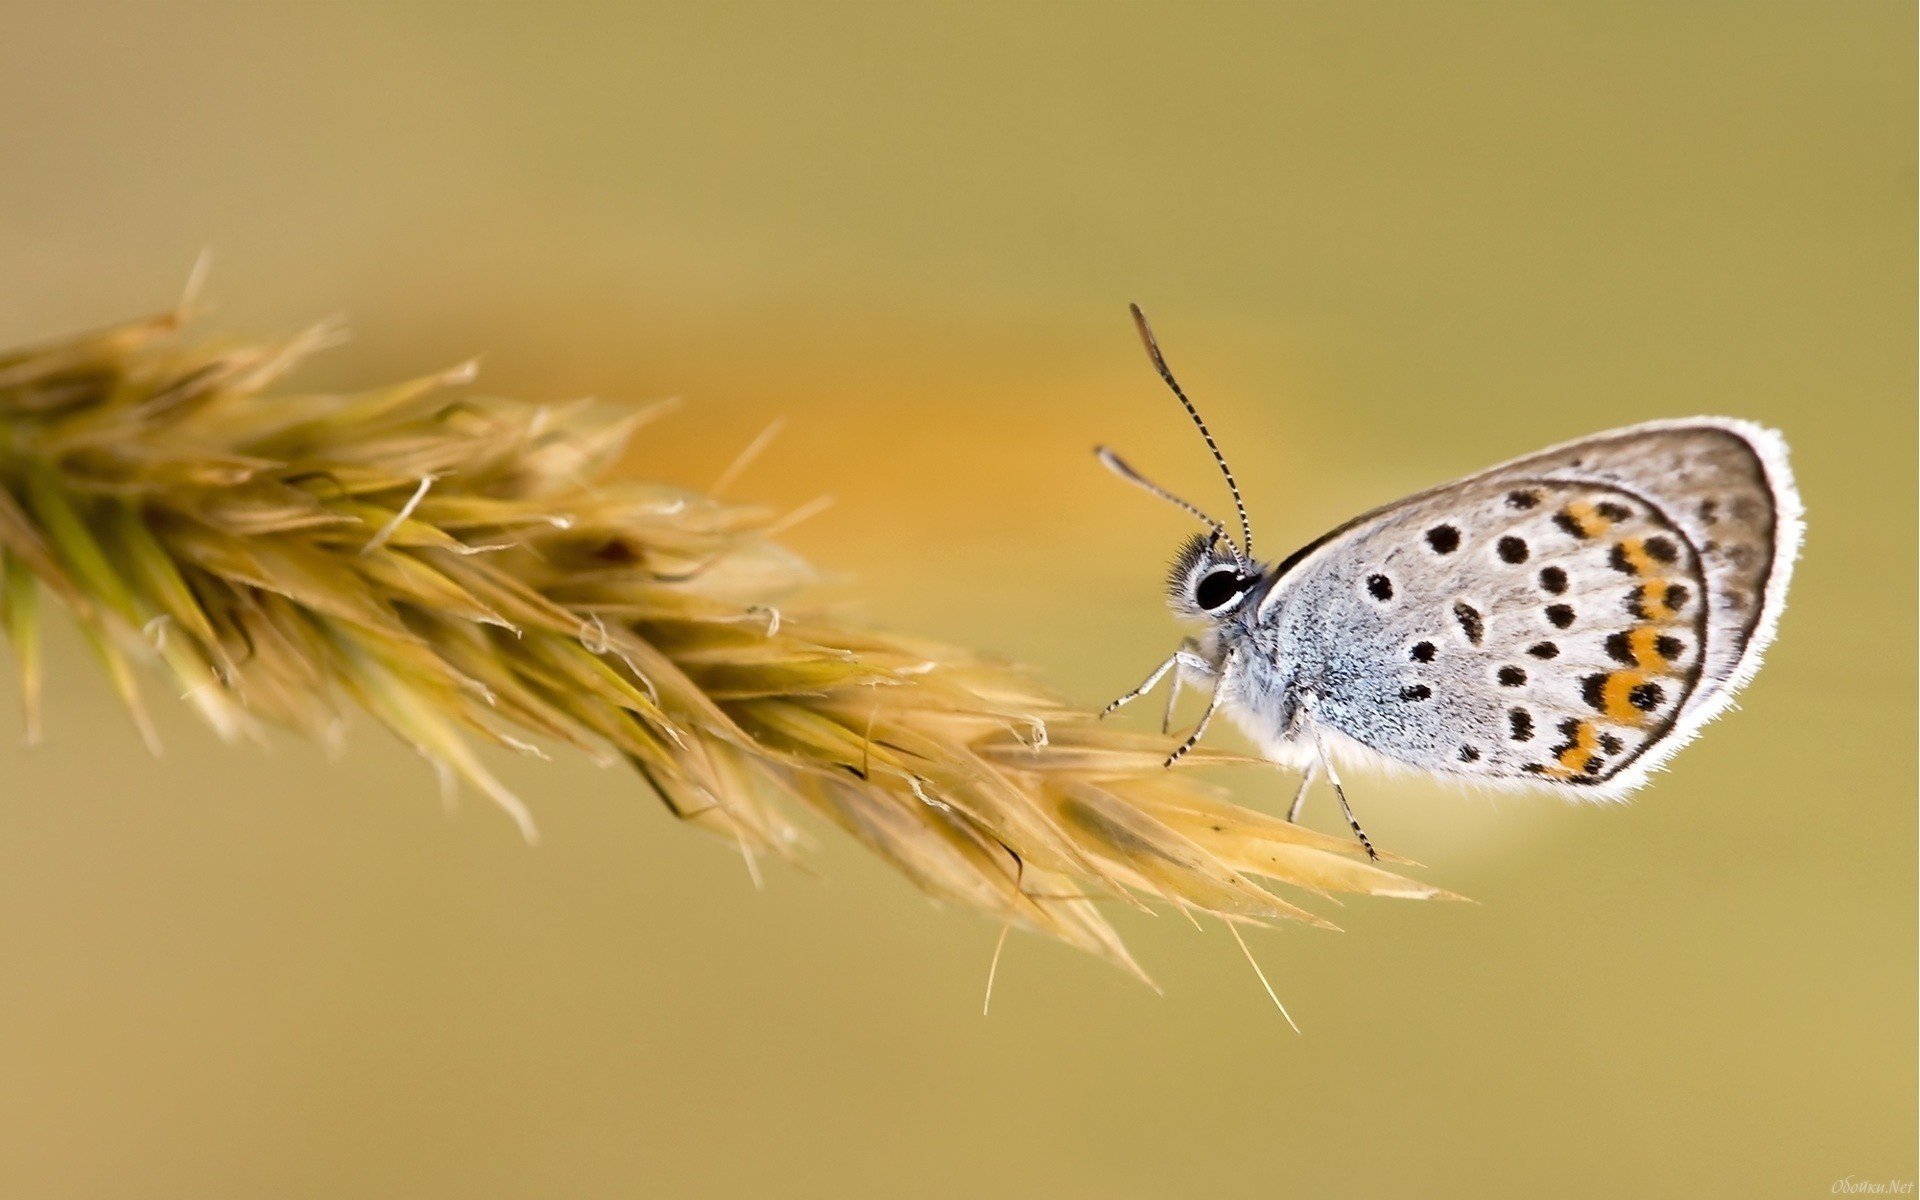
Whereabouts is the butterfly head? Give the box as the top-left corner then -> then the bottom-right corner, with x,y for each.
1166,531 -> 1263,621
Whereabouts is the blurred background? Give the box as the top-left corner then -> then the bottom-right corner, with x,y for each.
0,3 -> 1912,1196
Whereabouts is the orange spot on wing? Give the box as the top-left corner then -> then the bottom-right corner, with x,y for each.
1556,721 -> 1601,775
1628,626 -> 1669,671
1602,670 -> 1653,724
1617,537 -> 1658,577
1563,501 -> 1611,538
1636,581 -> 1675,621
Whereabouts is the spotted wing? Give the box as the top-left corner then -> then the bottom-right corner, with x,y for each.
1261,419 -> 1800,796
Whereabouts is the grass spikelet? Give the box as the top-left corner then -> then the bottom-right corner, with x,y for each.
0,299 -> 1460,976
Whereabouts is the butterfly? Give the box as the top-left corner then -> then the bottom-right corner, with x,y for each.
1098,306 -> 1803,860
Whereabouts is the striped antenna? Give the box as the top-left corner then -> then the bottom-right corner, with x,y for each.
1128,304 -> 1254,559
1093,445 -> 1237,561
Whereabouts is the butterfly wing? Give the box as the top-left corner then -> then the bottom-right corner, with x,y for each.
1260,419 -> 1801,796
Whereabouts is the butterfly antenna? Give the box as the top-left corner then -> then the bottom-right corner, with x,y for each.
1128,304 -> 1254,559
1093,446 -> 1237,558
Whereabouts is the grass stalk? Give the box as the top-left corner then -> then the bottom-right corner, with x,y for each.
0,299 -> 1458,978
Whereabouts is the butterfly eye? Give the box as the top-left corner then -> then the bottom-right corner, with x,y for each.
1194,569 -> 1245,612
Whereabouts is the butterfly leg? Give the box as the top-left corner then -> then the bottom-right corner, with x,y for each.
1102,643 -> 1210,719
1323,760 -> 1378,862
1165,648 -> 1238,767
1306,714 -> 1378,861
1285,760 -> 1318,824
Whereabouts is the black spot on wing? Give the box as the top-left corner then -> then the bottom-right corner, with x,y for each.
1453,602 -> 1484,645
1549,718 -> 1583,761
1426,525 -> 1461,554
1508,708 -> 1534,742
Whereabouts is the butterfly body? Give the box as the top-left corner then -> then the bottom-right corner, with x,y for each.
1100,310 -> 1801,853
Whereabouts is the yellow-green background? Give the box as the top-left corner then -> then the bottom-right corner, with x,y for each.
1,3 -> 1912,1196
